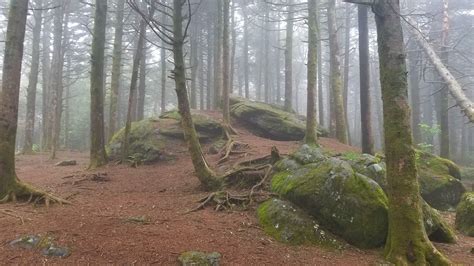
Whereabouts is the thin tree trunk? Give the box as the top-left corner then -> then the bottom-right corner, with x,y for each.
328,0 -> 348,144
243,4 -> 249,99
305,0 -> 319,146
284,0 -> 294,111
41,13 -> 51,151
190,26 -> 198,109
406,16 -> 474,123
229,0 -> 236,95
206,19 -> 213,109
317,1 -> 324,126
343,4 -> 352,144
222,0 -> 232,127
172,0 -> 220,190
122,11 -> 146,162
22,0 -> 43,154
358,5 -> 374,155
213,0 -> 223,109
49,0 -> 65,159
89,0 -> 108,168
109,0 -> 125,140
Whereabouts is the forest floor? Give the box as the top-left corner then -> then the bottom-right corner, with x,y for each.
0,121 -> 473,265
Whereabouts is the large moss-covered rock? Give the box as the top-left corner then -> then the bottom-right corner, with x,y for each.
417,151 -> 466,210
266,145 -> 457,249
455,192 -> 474,236
159,110 -> 223,141
272,150 -> 389,248
230,97 -> 327,141
108,112 -> 224,164
343,151 -> 466,210
107,119 -> 165,164
257,199 -> 343,248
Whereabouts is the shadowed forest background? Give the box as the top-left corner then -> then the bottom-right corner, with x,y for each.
0,0 -> 473,264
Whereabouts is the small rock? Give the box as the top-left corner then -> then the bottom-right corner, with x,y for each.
55,160 -> 77,166
9,235 -> 41,249
178,251 -> 221,266
42,245 -> 71,258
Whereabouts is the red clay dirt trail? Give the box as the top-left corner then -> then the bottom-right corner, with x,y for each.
0,127 -> 472,265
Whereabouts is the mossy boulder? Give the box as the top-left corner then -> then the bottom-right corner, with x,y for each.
160,110 -> 223,141
230,97 -> 327,141
455,192 -> 474,236
107,119 -> 166,164
417,151 -> 466,210
272,147 -> 389,248
344,151 -> 465,210
178,251 -> 221,266
266,145 -> 457,249
108,112 -> 224,164
257,199 -> 343,248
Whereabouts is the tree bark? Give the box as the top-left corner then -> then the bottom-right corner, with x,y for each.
284,0 -> 294,112
243,3 -> 250,99
372,0 -> 450,264
343,4 -> 352,144
22,0 -> 43,154
328,0 -> 348,144
89,0 -> 108,169
222,0 -> 231,126
305,0 -> 319,146
0,0 -> 29,197
406,16 -> 474,123
122,9 -> 146,162
213,0 -> 223,109
172,0 -> 220,190
357,5 -> 374,155
109,0 -> 125,140
41,9 -> 51,151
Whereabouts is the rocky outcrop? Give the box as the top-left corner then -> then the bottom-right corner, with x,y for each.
455,192 -> 474,236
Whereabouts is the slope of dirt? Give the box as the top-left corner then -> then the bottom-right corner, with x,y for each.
0,119 -> 472,264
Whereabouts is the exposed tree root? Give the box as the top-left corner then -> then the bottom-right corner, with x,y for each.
0,181 -> 70,206
188,147 -> 281,213
0,209 -> 32,224
217,126 -> 249,165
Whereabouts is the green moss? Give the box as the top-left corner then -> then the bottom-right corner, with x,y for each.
160,109 -> 223,137
290,144 -> 326,165
230,97 -> 327,141
257,199 -> 343,248
271,157 -> 389,248
107,119 -> 165,163
422,201 -> 457,243
455,192 -> 474,236
178,251 -> 221,266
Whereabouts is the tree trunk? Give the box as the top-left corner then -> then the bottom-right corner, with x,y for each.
49,0 -> 65,159
109,0 -> 125,140
229,0 -> 236,95
317,1 -> 324,126
89,0 -> 108,169
22,0 -> 43,154
213,0 -> 223,109
263,2 -> 270,103
243,4 -> 249,99
405,16 -> 474,123
122,10 -> 146,162
190,25 -> 198,109
328,0 -> 348,144
41,10 -> 51,151
372,0 -> 450,264
222,0 -> 231,126
343,4 -> 352,144
0,0 -> 29,198
357,5 -> 374,155
172,0 -> 220,190
284,0 -> 294,112
206,18 -> 213,109
137,8 -> 149,121
160,10 -> 167,114
305,0 -> 319,146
